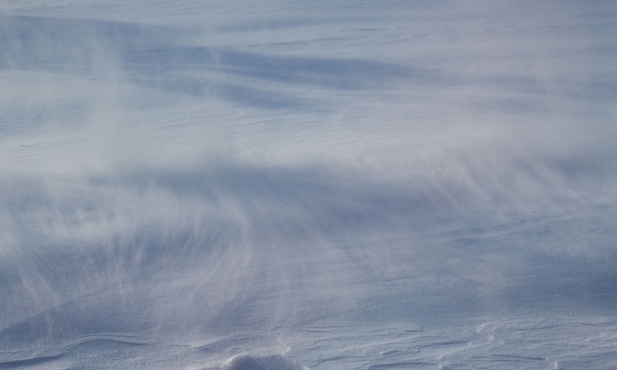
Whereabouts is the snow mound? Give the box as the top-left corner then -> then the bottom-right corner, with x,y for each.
221,354 -> 308,370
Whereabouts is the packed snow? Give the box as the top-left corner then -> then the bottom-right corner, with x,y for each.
1,1 -> 616,369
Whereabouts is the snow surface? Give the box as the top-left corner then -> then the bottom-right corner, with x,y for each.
1,0 -> 617,369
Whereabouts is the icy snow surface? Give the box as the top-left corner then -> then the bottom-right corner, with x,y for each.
1,0 -> 617,369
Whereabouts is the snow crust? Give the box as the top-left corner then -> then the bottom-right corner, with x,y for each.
1,0 -> 616,368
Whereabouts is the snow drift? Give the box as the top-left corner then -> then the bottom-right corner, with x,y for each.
1,0 -> 616,368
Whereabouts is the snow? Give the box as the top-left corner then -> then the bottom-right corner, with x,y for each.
1,0 -> 617,369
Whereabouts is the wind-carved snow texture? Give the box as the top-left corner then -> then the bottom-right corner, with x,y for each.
1,0 -> 617,369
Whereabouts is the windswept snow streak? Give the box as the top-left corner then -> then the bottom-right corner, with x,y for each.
1,0 -> 616,368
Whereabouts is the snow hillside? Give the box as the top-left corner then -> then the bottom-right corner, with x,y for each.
1,0 -> 617,369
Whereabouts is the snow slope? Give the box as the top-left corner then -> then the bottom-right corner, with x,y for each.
1,1 -> 616,368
